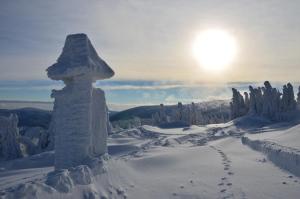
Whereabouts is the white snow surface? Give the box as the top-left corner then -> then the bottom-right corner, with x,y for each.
245,123 -> 300,149
1,119 -> 300,198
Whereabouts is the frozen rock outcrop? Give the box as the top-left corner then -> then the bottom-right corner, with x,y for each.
47,33 -> 114,170
0,114 -> 22,160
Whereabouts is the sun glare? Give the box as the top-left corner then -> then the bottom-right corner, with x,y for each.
192,29 -> 237,72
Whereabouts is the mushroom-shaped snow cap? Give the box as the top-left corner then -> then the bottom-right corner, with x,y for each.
47,33 -> 114,81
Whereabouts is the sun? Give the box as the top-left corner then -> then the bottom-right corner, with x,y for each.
192,29 -> 237,72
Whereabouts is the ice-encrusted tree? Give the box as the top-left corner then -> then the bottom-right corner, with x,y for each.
176,102 -> 184,121
190,102 -> 198,125
297,86 -> 300,106
244,92 -> 250,112
0,114 -> 22,160
159,104 -> 168,123
281,83 -> 296,112
231,81 -> 297,121
230,88 -> 248,119
151,104 -> 169,125
152,112 -> 161,126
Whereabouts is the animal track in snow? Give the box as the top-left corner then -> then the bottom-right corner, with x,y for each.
209,145 -> 244,199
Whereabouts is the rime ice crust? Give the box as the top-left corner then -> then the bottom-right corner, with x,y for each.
47,33 -> 114,81
231,81 -> 297,121
47,34 -> 114,170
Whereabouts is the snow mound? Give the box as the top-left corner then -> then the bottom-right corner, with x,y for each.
1,155 -> 109,198
242,137 -> 300,177
45,165 -> 94,193
232,115 -> 272,129
246,123 -> 300,149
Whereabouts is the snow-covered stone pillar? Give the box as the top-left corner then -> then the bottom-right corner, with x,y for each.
47,33 -> 114,170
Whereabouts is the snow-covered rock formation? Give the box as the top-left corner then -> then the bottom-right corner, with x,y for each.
47,33 -> 114,170
231,81 -> 297,121
0,114 -> 22,160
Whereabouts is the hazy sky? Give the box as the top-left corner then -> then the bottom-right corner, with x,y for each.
1,0 -> 300,82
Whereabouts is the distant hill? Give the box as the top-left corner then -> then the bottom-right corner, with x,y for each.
0,100 -> 230,129
110,105 -> 176,121
110,100 -> 230,122
0,108 -> 51,128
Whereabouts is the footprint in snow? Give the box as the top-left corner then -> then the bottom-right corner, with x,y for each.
220,189 -> 226,193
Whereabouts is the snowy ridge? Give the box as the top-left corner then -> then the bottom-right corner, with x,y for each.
242,137 -> 300,177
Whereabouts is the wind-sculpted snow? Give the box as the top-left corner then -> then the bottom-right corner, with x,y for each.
242,137 -> 300,177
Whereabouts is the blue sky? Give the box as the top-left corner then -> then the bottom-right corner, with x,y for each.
1,0 -> 300,82
0,1 -> 300,106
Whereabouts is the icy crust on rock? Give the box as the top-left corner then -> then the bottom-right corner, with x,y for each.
48,33 -> 114,170
242,137 -> 300,177
52,79 -> 109,169
47,33 -> 114,81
